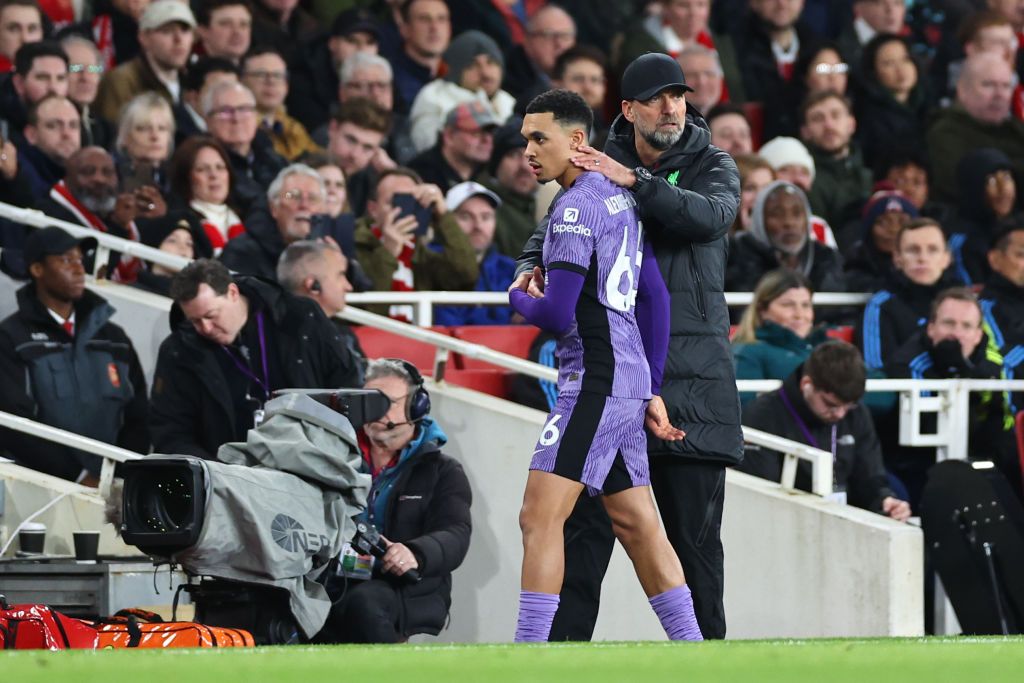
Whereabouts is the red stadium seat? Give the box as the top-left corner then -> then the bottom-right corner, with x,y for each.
742,101 -> 765,151
826,326 -> 855,344
353,325 -> 452,375
443,368 -> 512,399
449,325 -> 539,370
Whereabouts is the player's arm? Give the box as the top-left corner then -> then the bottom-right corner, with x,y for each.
509,267 -> 585,333
634,239 -> 669,394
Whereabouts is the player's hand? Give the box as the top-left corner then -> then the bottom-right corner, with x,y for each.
379,536 -> 419,576
645,396 -> 685,441
380,206 -> 419,257
527,266 -> 545,297
570,145 -> 634,188
882,496 -> 911,522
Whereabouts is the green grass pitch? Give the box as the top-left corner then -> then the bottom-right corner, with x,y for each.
4,638 -> 1024,683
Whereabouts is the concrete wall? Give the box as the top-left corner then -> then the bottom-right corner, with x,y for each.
428,383 -> 924,641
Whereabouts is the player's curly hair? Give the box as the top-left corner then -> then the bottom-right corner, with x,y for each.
525,88 -> 593,137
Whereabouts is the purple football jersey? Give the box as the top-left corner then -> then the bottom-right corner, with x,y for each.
542,171 -> 650,398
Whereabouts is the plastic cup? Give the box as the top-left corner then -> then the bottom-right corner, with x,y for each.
73,530 -> 101,563
18,522 -> 46,554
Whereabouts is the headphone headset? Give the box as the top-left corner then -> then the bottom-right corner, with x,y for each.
387,358 -> 430,423
309,278 -> 322,293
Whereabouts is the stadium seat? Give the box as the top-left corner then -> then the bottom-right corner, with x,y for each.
448,325 -> 539,370
353,325 -> 452,375
742,101 -> 765,150
443,368 -> 512,399
826,326 -> 855,344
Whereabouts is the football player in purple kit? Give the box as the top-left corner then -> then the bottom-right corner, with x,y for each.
508,89 -> 703,643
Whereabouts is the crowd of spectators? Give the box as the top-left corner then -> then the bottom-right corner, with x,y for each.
1,0 -> 1024,639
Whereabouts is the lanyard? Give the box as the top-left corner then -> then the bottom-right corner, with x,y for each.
778,387 -> 837,462
221,311 -> 270,401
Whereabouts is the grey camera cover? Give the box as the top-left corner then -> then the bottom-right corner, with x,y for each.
172,393 -> 370,638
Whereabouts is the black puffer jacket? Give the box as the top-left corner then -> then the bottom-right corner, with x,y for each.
149,276 -> 363,459
518,113 -> 743,464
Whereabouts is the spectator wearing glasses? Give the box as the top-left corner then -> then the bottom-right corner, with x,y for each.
796,43 -> 849,100
176,56 -> 240,143
288,7 -> 381,135
0,0 -> 43,74
739,340 -> 911,521
335,52 -> 414,165
221,163 -> 326,281
59,34 -> 113,149
95,1 -> 196,126
408,101 -> 497,194
502,4 -> 575,105
408,30 -> 514,155
203,80 -> 287,214
241,45 -> 321,161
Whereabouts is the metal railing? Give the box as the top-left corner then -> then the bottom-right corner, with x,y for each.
2,200 -> 871,328
0,410 -> 142,498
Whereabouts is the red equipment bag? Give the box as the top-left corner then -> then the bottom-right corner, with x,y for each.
94,609 -> 255,649
0,595 -> 99,650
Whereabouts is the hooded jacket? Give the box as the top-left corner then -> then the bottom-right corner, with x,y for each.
517,112 -> 744,464
0,284 -> 148,479
359,417 -> 472,636
727,180 -> 847,294
739,369 -> 896,514
980,271 -> 1024,359
149,276 -> 363,459
949,148 -> 1020,286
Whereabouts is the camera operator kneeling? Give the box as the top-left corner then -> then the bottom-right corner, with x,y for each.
318,358 -> 472,643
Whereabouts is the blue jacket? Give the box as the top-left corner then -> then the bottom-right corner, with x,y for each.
433,246 -> 516,326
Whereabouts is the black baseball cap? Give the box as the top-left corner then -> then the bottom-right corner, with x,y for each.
331,8 -> 382,41
621,52 -> 694,101
24,226 -> 97,265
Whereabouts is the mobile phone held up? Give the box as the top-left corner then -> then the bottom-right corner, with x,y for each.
392,193 -> 432,237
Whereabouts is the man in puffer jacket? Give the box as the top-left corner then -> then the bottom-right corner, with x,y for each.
514,53 -> 742,639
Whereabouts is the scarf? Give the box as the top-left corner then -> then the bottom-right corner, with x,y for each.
371,225 -> 415,321
49,181 -> 141,283
191,200 -> 244,255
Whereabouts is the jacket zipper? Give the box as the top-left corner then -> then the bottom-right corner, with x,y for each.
689,244 -> 707,321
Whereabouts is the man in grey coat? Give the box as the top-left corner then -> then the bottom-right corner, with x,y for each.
513,53 -> 742,639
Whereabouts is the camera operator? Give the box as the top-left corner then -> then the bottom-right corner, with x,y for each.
318,358 -> 472,644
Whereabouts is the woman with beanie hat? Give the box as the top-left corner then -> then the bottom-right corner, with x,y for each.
408,30 -> 516,153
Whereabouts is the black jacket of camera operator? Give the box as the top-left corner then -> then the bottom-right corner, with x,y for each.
149,276 -> 363,459
366,422 -> 472,637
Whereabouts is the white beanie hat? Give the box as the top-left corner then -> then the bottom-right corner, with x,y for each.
758,136 -> 816,183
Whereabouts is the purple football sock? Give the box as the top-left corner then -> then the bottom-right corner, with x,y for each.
649,585 -> 704,641
514,590 -> 560,642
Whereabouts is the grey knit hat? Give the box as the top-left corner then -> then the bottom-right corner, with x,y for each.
443,30 -> 505,84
